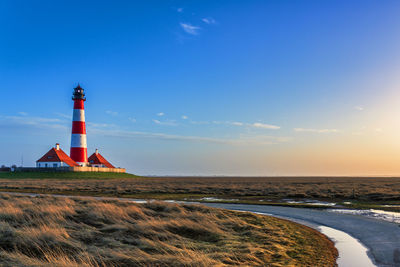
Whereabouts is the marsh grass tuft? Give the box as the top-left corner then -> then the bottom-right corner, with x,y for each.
0,193 -> 337,266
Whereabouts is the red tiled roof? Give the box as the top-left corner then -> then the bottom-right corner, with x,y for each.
37,147 -> 79,167
88,152 -> 115,168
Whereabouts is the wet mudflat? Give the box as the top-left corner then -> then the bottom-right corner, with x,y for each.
203,203 -> 399,267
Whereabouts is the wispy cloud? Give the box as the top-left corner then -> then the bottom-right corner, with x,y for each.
18,112 -> 28,116
106,110 -> 118,116
180,23 -> 201,35
88,127 -> 291,146
190,120 -> 280,129
230,122 -> 244,126
0,115 -> 68,130
252,122 -> 280,130
177,7 -> 183,13
0,114 -> 291,146
55,112 -> 72,120
153,119 -> 177,126
354,106 -> 364,111
157,112 -> 165,116
294,128 -> 339,133
86,122 -> 117,129
181,115 -> 188,120
128,117 -> 136,123
202,17 -> 216,24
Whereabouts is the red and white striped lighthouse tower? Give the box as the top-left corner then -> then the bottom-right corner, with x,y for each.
70,84 -> 88,166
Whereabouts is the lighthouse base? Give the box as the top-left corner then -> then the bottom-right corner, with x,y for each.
67,166 -> 126,173
18,167 -> 126,173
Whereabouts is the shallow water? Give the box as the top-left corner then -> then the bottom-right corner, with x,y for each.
252,211 -> 376,267
329,208 -> 400,224
319,226 -> 375,267
283,198 -> 337,206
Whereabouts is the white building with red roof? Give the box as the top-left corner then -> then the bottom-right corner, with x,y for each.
88,149 -> 115,168
36,144 -> 117,169
36,143 -> 79,168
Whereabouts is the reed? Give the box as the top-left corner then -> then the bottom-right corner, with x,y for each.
0,193 -> 337,266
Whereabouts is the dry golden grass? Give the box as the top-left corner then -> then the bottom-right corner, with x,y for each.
0,193 -> 337,266
0,176 -> 399,201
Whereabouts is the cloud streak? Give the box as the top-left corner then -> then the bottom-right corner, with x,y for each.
202,17 -> 216,24
153,119 -> 178,126
180,23 -> 201,35
55,112 -> 72,120
252,122 -> 280,130
354,106 -> 364,111
89,127 -> 291,146
0,114 -> 291,146
187,120 -> 281,130
0,115 -> 68,131
230,122 -> 243,126
294,128 -> 339,133
106,110 -> 118,116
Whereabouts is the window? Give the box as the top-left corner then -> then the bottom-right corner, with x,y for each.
53,163 -> 57,167
45,163 -> 48,167
48,156 -> 53,159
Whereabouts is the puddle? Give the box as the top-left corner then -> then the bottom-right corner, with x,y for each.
329,208 -> 400,224
319,226 -> 375,267
283,199 -> 337,206
190,197 -> 239,202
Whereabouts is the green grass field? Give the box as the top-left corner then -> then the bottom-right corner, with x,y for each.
0,171 -> 139,179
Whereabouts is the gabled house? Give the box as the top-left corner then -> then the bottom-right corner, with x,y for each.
36,143 -> 79,168
88,149 -> 115,168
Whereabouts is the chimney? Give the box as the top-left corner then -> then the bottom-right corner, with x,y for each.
55,143 -> 60,150
95,149 -> 99,155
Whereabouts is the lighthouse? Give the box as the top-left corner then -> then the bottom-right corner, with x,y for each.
70,84 -> 88,166
35,84 -> 125,172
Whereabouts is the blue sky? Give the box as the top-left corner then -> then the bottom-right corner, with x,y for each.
1,0 -> 400,175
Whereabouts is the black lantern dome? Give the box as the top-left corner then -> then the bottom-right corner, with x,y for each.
72,84 -> 86,101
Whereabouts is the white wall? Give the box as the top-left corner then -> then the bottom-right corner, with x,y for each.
36,162 -> 66,168
91,164 -> 107,168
